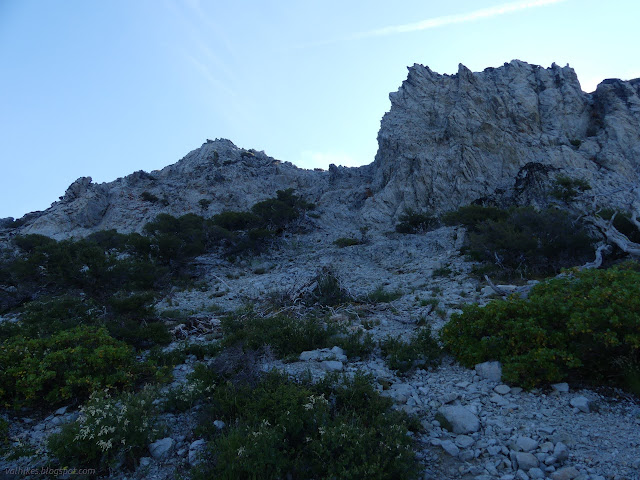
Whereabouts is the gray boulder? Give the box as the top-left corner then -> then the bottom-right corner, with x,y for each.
436,405 -> 480,434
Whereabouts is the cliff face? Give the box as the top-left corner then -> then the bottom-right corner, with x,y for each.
7,60 -> 640,238
365,60 -> 640,220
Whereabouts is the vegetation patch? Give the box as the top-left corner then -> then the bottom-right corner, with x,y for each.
366,285 -> 402,303
48,386 -> 161,472
221,314 -> 341,359
334,237 -> 361,248
0,326 -> 140,408
441,263 -> 640,392
192,370 -> 421,480
550,175 -> 591,203
395,209 -> 438,234
380,327 -> 442,373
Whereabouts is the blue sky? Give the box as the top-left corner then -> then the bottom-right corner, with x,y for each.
1,0 -> 639,219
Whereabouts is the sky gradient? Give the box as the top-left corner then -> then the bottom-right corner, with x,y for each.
1,0 -> 639,218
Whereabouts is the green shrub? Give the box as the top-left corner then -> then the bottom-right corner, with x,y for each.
221,314 -> 340,359
380,328 -> 441,373
441,263 -> 640,392
550,175 -> 591,202
193,371 -> 420,480
140,191 -> 160,203
15,295 -> 102,339
466,207 -> 595,278
367,286 -> 402,303
48,385 -> 161,471
211,211 -> 261,231
395,209 -> 437,234
441,204 -> 509,229
164,364 -> 217,412
0,326 -> 138,408
334,237 -> 361,248
198,198 -> 212,210
334,330 -> 375,359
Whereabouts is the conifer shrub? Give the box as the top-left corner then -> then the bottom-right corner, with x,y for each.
550,175 -> 591,202
441,263 -> 640,392
441,204 -> 509,228
0,326 -> 139,408
395,209 -> 438,234
192,371 -> 421,480
464,207 -> 595,278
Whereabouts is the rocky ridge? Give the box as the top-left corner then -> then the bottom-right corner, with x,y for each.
4,60 -> 640,238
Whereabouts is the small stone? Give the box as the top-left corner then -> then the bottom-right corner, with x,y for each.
54,406 -> 68,416
330,346 -> 345,356
139,457 -> 152,467
149,437 -> 175,460
487,445 -> 502,456
515,436 -> 538,452
552,383 -> 569,393
516,451 -> 539,470
436,405 -> 481,434
515,470 -> 529,480
459,450 -> 475,461
528,468 -> 545,479
553,442 -> 569,462
213,420 -> 225,429
539,441 -> 554,453
569,396 -> 591,413
438,392 -> 459,404
440,439 -> 460,457
494,384 -> 511,395
538,426 -> 556,435
475,361 -> 502,382
455,434 -> 475,448
550,466 -> 580,480
188,439 -> 206,466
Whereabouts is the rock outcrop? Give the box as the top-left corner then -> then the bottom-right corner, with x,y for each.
366,60 -> 640,220
5,60 -> 640,238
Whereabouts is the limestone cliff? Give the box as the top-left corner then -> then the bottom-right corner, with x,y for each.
365,60 -> 640,221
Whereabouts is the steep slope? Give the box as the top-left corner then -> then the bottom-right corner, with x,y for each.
365,60 -> 640,221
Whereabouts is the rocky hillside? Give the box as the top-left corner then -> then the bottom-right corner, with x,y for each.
4,60 -> 640,238
1,61 -> 640,480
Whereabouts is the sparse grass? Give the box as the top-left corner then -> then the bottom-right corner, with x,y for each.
367,286 -> 402,303
432,267 -> 453,278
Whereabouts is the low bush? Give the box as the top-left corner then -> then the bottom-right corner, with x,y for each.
47,385 -> 161,472
380,328 -> 441,373
441,263 -> 640,392
550,175 -> 591,203
334,330 -> 375,359
0,326 -> 139,408
465,207 -> 595,279
441,204 -> 509,229
334,237 -> 361,248
192,371 -> 421,480
395,209 -> 438,234
221,314 -> 340,359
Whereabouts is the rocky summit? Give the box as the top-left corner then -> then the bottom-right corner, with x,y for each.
1,60 -> 639,480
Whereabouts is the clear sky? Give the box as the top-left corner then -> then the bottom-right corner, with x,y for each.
1,0 -> 639,219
